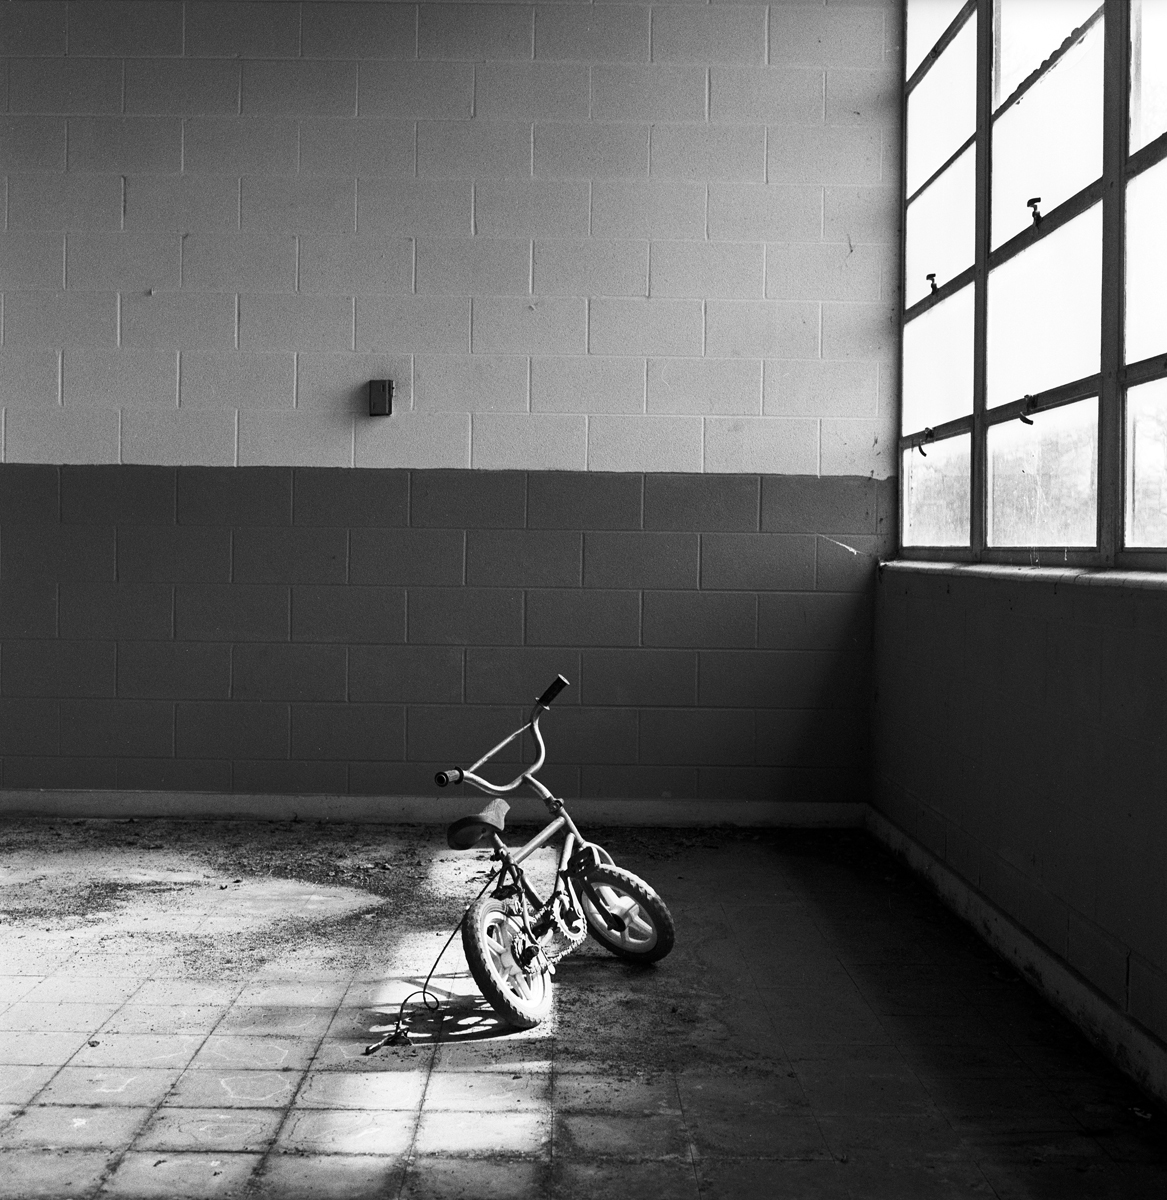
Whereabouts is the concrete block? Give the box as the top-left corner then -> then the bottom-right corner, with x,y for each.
767,242 -> 884,303
184,2 -> 301,58
293,703 -> 406,762
587,415 -> 702,472
418,121 -> 532,179
472,296 -> 586,355
303,3 -> 416,58
472,413 -> 587,470
823,186 -> 899,244
590,180 -> 705,240
180,352 -> 295,410
650,241 -> 763,299
5,410 -> 119,464
419,4 -> 534,60
820,417 -> 895,477
647,358 -> 761,416
62,350 -> 177,409
700,531 -> 816,589
359,62 -> 474,119
67,118 -> 182,173
527,471 -> 642,530
177,464 -> 292,525
826,69 -> 898,127
300,119 -> 414,177
240,295 -> 354,353
759,591 -> 869,651
591,65 -> 706,123
67,232 -> 180,292
242,61 -> 357,118
536,8 -> 649,62
0,350 -> 59,409
9,58 -> 121,114
4,292 -> 116,349
0,1 -> 65,55
235,527 -> 347,586
1,118 -> 67,172
121,292 -> 237,350
183,118 -> 298,174
238,411 -> 353,468
768,126 -> 883,186
531,355 -> 645,414
60,464 -> 176,525
122,410 -> 236,467
651,7 -> 766,65
710,67 -> 824,124
177,700 -> 289,760
704,416 -> 819,474
705,299 -> 818,358
241,176 -> 356,235
474,181 -> 589,237
640,708 -> 753,767
589,298 -> 702,356
465,647 -> 578,705
525,589 -> 640,647
0,463 -> 60,524
3,520 -> 115,578
298,236 -> 413,295
466,529 -> 581,587
533,239 -> 648,296
581,649 -> 697,707
233,644 -> 347,702
125,60 -> 240,117
821,301 -> 897,361
408,587 -> 524,646
124,175 -> 239,233
708,184 -> 822,241
10,171 -> 122,231
770,7 -> 888,69
1,641 -> 117,700
292,467 -> 409,528
182,233 -> 296,293
534,123 -> 649,180
296,352 -> 412,417
476,63 -> 589,121
414,355 -> 527,412
349,528 -> 463,585
69,1 -> 182,56
651,125 -> 765,182
359,180 -> 472,236
764,359 -> 879,418
356,297 -> 469,353
417,238 -> 530,297
0,232 -> 63,289
413,467 -> 525,527
355,413 -> 470,468
584,530 -> 698,588
292,586 -> 406,644
643,590 -> 757,649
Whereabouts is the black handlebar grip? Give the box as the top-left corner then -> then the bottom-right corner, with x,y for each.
434,769 -> 463,787
536,675 -> 570,707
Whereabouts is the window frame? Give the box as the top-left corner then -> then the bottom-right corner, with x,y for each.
898,0 -> 1167,568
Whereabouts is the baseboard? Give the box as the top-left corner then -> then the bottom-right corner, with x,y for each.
866,808 -> 1167,1106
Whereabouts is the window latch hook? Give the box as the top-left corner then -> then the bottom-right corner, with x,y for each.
1019,395 -> 1035,424
1027,197 -> 1042,228
917,427 -> 934,456
926,273 -> 938,294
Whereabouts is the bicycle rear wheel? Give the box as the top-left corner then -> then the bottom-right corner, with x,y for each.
462,896 -> 553,1029
577,865 -> 675,963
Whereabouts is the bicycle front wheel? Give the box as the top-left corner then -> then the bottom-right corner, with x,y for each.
577,865 -> 675,964
462,896 -> 553,1029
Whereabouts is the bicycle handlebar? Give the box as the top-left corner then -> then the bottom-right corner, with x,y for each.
536,674 -> 569,708
434,769 -> 463,787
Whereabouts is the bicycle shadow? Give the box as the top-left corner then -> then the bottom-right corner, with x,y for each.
358,972 -> 526,1045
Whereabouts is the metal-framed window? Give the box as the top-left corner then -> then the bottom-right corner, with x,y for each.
899,0 -> 1167,567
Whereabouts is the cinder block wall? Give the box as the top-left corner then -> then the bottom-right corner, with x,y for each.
874,567 -> 1167,1049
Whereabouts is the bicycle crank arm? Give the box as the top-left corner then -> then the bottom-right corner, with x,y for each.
580,880 -> 625,932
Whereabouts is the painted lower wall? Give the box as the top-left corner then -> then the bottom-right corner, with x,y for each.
874,561 -> 1167,1055
0,464 -> 893,809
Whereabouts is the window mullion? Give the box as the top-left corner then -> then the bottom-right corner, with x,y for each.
971,0 -> 994,560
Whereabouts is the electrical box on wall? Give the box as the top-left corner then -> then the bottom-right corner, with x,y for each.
368,379 -> 393,416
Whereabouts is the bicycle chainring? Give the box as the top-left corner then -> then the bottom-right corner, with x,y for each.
541,892 -> 587,964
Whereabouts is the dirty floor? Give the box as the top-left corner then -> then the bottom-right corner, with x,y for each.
0,818 -> 1165,1199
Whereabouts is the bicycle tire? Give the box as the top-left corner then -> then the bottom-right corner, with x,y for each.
462,895 -> 553,1029
575,864 -> 675,964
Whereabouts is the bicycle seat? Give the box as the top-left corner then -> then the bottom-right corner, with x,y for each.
447,798 -> 510,850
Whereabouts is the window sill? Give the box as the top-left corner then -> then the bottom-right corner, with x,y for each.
880,559 -> 1167,591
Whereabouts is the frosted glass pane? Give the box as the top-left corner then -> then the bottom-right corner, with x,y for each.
907,0 -> 968,79
995,0 -> 1099,105
987,397 -> 1098,546
902,285 -> 974,434
904,146 -> 976,306
1132,0 -> 1167,152
991,17 -> 1103,248
986,205 -> 1101,408
902,435 -> 971,546
907,14 -> 977,195
1126,378 -> 1167,546
1126,158 -> 1167,364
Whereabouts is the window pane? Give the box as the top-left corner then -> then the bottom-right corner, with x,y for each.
904,145 -> 975,306
906,13 -> 977,196
1126,158 -> 1167,364
991,16 -> 1103,248
987,398 -> 1098,546
903,435 -> 971,547
907,0 -> 968,79
986,204 -> 1101,408
1126,378 -> 1167,547
1131,0 -> 1167,152
994,0 -> 1099,105
902,285 -> 974,434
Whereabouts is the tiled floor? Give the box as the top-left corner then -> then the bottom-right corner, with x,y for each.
0,819 -> 1164,1198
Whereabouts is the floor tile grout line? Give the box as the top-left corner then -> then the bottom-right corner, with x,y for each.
394,1011 -> 443,1198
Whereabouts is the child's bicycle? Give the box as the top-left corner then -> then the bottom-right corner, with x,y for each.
433,675 -> 675,1030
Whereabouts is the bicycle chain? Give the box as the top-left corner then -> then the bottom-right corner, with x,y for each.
542,891 -> 587,964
